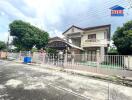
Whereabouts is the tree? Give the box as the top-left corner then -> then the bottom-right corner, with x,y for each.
31,46 -> 38,53
108,46 -> 118,55
113,20 -> 132,55
0,41 -> 6,50
45,48 -> 57,54
9,20 -> 49,51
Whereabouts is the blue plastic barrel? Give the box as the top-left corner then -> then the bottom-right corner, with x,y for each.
24,57 -> 31,63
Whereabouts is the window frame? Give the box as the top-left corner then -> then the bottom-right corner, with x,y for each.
88,34 -> 96,39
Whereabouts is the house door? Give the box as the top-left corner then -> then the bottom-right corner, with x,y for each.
87,50 -> 96,61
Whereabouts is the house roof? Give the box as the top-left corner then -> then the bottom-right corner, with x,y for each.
83,24 -> 111,31
48,36 -> 83,50
110,5 -> 124,10
66,42 -> 83,50
48,36 -> 66,43
62,25 -> 83,35
62,24 -> 111,34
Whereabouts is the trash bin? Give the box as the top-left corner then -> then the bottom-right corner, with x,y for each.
24,57 -> 32,63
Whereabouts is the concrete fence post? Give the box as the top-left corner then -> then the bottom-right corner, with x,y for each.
124,56 -> 130,70
82,53 -> 85,62
85,52 -> 87,62
64,50 -> 68,67
128,56 -> 130,70
96,49 -> 100,67
71,51 -> 75,64
42,53 -> 46,64
19,51 -> 22,61
0,51 -> 1,59
100,46 -> 105,62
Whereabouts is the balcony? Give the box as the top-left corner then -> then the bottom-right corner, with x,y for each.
81,39 -> 110,47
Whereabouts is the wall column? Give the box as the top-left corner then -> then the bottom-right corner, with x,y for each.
19,51 -> 22,61
64,49 -> 68,67
96,49 -> 100,67
100,46 -> 105,62
85,51 -> 87,62
71,50 -> 75,64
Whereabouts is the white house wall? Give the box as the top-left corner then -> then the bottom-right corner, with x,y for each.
81,28 -> 108,47
81,30 -> 104,41
64,26 -> 83,36
71,38 -> 81,47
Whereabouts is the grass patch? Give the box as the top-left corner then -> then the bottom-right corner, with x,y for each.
79,61 -> 122,69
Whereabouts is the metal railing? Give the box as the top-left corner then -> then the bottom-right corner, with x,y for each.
6,52 -> 132,77
85,39 -> 99,42
42,54 -> 132,77
82,39 -> 109,47
5,52 -> 132,100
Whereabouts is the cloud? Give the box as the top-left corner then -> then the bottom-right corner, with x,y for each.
0,0 -> 132,41
0,0 -> 65,38
0,32 -> 8,42
8,0 -> 36,18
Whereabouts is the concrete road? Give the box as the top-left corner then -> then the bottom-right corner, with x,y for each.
0,61 -> 89,100
0,60 -> 132,100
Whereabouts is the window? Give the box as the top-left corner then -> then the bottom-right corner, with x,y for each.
88,34 -> 96,39
88,34 -> 96,42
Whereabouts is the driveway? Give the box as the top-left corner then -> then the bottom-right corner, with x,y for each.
0,60 -> 132,100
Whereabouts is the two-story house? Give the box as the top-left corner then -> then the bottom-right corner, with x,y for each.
62,24 -> 111,57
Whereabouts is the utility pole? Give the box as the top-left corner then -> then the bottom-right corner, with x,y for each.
7,30 -> 10,51
6,30 -> 10,59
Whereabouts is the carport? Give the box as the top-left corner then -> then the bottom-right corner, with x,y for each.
47,36 -> 83,54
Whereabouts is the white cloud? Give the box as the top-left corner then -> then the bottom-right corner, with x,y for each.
0,32 -> 9,42
0,0 -> 26,20
0,0 -> 65,41
48,29 -> 62,38
0,0 -> 132,42
22,0 -> 63,29
0,11 -> 5,16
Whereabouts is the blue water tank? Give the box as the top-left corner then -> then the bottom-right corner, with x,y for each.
24,57 -> 31,63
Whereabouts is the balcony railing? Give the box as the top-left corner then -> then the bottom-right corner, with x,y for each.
85,39 -> 99,42
81,39 -> 109,47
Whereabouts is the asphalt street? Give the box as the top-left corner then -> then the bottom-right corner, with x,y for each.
0,61 -> 89,100
0,60 -> 132,100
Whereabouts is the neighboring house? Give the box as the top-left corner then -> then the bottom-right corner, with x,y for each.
47,37 -> 83,54
62,24 -> 111,56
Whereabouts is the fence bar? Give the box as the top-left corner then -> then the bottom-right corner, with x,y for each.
7,52 -> 132,77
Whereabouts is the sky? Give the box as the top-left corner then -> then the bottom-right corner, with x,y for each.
0,0 -> 132,42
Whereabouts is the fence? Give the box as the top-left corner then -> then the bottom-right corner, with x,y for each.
6,51 -> 31,61
7,52 -> 132,77
0,52 -> 7,59
42,53 -> 132,77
